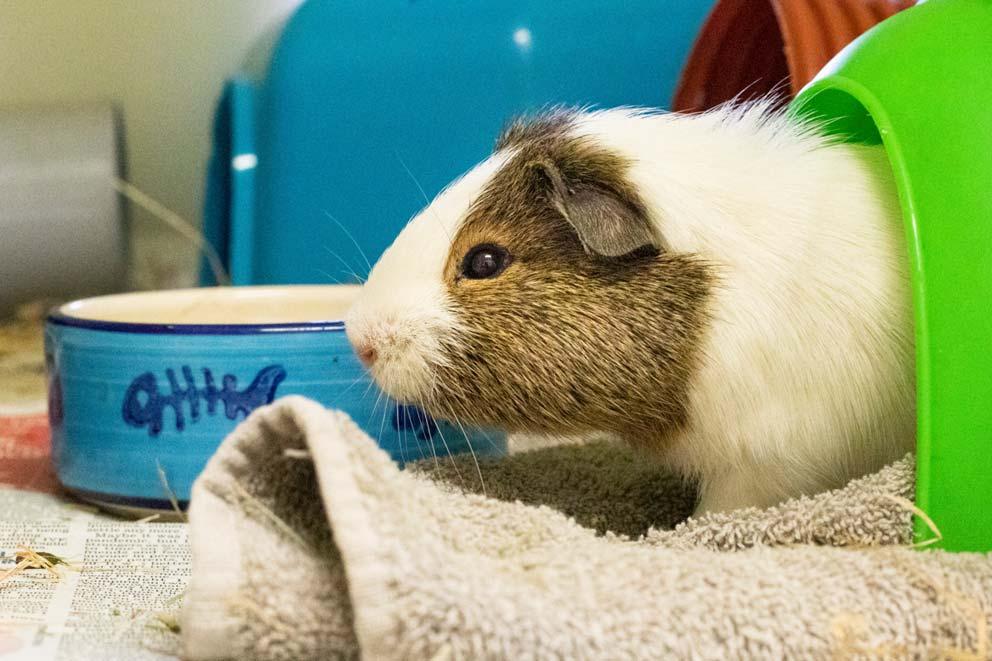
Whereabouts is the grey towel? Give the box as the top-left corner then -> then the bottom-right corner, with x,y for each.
181,396 -> 992,660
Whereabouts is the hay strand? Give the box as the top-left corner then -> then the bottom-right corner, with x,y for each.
880,494 -> 943,548
156,460 -> 187,522
112,177 -> 231,286
0,545 -> 79,586
228,480 -> 311,553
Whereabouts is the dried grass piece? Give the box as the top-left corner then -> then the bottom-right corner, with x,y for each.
112,177 -> 230,286
156,460 -> 187,522
880,494 -> 943,548
0,545 -> 79,586
151,612 -> 181,634
0,558 -> 34,584
228,480 -> 311,553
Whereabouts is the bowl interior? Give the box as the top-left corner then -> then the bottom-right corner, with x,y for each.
56,284 -> 360,326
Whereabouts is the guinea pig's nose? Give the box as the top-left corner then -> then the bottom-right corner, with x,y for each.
355,343 -> 378,368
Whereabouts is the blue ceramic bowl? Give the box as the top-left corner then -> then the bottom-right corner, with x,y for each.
44,285 -> 505,515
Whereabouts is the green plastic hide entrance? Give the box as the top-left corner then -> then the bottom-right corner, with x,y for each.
790,0 -> 992,552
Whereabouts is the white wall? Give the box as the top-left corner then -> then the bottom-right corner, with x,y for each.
0,1 -> 303,288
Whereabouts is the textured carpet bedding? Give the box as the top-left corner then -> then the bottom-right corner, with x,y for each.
181,396 -> 992,660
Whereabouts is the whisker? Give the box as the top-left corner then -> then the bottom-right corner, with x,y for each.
424,371 -> 442,472
325,374 -> 366,408
431,422 -> 464,486
323,210 -> 373,274
423,420 -> 441,472
394,152 -> 434,213
321,244 -> 365,284
359,375 -> 379,404
398,408 -> 410,465
375,390 -> 391,460
394,152 -> 455,246
372,386 -> 386,430
447,398 -> 487,496
421,389 -> 464,486
314,267 -> 349,285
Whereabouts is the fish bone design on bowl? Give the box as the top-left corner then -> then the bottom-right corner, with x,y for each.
45,285 -> 505,517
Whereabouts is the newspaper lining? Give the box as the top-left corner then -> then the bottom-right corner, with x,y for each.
0,489 -> 189,661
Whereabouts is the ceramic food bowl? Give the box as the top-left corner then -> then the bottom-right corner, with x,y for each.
45,285 -> 505,516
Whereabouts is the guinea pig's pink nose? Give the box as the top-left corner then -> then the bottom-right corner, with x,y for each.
355,343 -> 378,368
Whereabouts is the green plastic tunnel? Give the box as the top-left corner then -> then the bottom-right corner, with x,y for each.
790,0 -> 992,552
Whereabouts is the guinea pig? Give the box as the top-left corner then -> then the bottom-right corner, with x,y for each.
345,103 -> 915,515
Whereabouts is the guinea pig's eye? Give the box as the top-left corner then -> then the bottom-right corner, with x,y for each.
461,244 -> 511,280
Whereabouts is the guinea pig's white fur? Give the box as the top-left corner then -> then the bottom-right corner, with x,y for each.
344,152 -> 512,402
347,104 -> 916,514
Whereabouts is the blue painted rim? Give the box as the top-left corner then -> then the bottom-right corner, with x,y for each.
47,312 -> 345,335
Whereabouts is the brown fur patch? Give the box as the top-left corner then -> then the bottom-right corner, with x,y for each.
423,113 -> 714,451
495,108 -> 575,151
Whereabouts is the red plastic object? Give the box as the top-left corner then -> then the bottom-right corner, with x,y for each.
672,0 -> 914,112
0,411 -> 57,494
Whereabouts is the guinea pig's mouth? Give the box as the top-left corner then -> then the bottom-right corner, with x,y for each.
365,353 -> 435,406
348,325 -> 445,406
345,287 -> 459,410
365,343 -> 404,382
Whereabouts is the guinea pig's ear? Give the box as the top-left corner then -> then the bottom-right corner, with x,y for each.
527,158 -> 659,258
